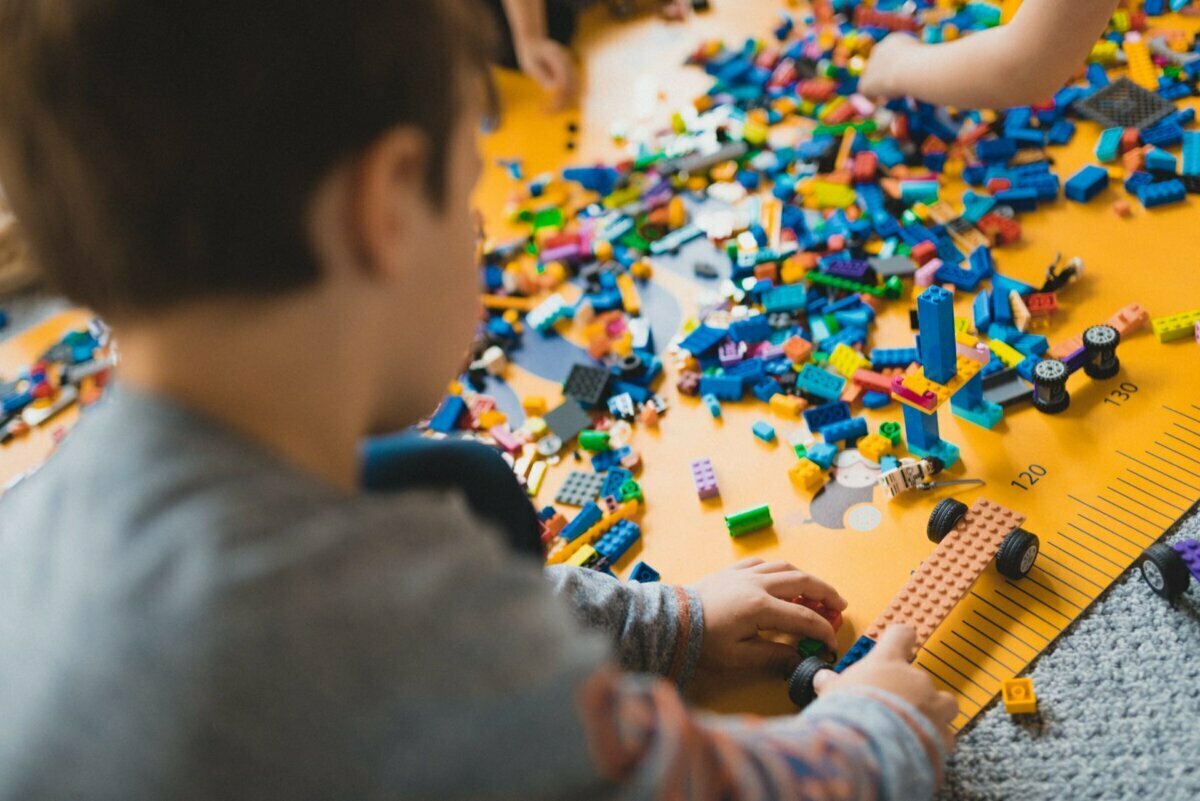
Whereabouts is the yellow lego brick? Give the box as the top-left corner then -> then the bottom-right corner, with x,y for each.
1123,38 -> 1157,90
857,433 -> 893,463
789,458 -> 826,493
478,410 -> 507,429
566,544 -> 598,568
1001,677 -> 1038,715
1089,40 -> 1119,66
616,272 -> 641,316
1151,310 -> 1200,342
770,393 -> 807,418
829,343 -> 872,379
526,461 -> 547,497
954,323 -> 976,341
895,354 -> 984,413
809,181 -> 857,209
522,395 -> 547,417
988,339 -> 1025,368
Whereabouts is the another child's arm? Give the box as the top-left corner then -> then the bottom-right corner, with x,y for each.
501,0 -> 578,107
859,0 -> 1121,108
547,557 -> 846,684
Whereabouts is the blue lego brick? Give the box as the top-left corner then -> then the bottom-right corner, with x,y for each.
962,192 -> 996,224
591,446 -> 632,473
817,326 -> 867,353
834,635 -> 877,673
796,364 -> 847,401
803,400 -> 851,433
935,262 -> 987,291
822,416 -> 868,444
561,502 -> 603,541
594,520 -> 641,563
1064,165 -> 1109,202
870,347 -> 919,370
916,285 -> 957,385
1125,170 -> 1155,195
752,420 -> 777,443
1183,132 -> 1200,178
1047,118 -> 1076,146
994,187 -> 1039,212
1015,173 -> 1060,201
968,246 -> 995,279
993,273 -> 1036,298
862,391 -> 891,409
429,396 -> 468,433
611,380 -> 651,404
806,442 -> 838,470
628,561 -> 661,583
973,290 -> 993,332
763,284 -> 808,314
729,315 -> 772,344
1015,356 -> 1040,383
752,378 -> 782,403
1142,120 -> 1182,148
600,468 -> 633,500
977,137 -> 1017,164
902,402 -> 942,452
699,374 -> 745,402
678,325 -> 728,357
1086,63 -> 1110,88
703,393 -> 722,418
1009,332 -> 1049,358
725,357 -> 766,384
1137,179 -> 1186,209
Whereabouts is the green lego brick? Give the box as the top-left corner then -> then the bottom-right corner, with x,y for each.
725,504 -> 773,538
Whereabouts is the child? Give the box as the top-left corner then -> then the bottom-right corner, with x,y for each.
0,1 -> 955,799
860,0 -> 1123,107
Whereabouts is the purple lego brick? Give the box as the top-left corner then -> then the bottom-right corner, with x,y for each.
690,457 -> 720,500
718,340 -> 744,366
1174,539 -> 1200,581
823,258 -> 873,282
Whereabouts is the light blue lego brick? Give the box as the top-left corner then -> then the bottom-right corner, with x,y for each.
962,192 -> 997,224
806,442 -> 838,469
1009,332 -> 1049,358
678,325 -> 727,356
561,503 -> 603,541
763,284 -> 808,314
916,285 -> 957,385
796,364 -> 847,401
699,374 -> 745,401
907,437 -> 961,469
703,393 -> 723,419
1183,131 -> 1200,177
809,316 -> 834,344
1095,127 -> 1122,162
746,416 -> 774,440
1144,148 -> 1177,174
822,416 -> 868,444
879,455 -> 901,472
951,398 -> 1004,430
993,273 -> 1036,297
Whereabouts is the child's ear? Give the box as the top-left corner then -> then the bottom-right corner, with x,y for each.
352,127 -> 431,282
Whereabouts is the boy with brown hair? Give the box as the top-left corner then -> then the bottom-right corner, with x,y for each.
0,2 -> 954,798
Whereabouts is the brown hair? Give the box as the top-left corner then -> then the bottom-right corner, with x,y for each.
0,1 -> 492,315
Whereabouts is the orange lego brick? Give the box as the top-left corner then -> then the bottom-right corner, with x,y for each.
864,498 -> 1026,652
1106,303 -> 1149,337
1001,677 -> 1038,715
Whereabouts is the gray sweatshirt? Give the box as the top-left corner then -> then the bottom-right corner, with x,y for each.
0,386 -> 943,800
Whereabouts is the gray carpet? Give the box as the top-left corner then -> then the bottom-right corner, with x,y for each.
940,507 -> 1200,800
3,292 -> 1199,799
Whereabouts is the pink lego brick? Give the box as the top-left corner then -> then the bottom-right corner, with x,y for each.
489,425 -> 522,454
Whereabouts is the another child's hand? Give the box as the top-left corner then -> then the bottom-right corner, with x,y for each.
814,625 -> 958,752
689,557 -> 848,676
515,37 -> 578,109
858,33 -> 920,99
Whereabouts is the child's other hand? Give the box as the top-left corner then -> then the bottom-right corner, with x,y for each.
814,625 -> 958,752
690,557 -> 848,676
858,33 -> 919,98
515,38 -> 578,109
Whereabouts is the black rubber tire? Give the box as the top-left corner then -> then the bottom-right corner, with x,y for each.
1138,543 -> 1191,601
927,498 -> 969,544
996,528 -> 1039,580
787,657 -> 833,707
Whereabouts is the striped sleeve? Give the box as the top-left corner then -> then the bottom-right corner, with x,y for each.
576,667 -> 944,801
545,565 -> 704,686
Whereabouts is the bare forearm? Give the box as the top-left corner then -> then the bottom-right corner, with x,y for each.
883,0 -> 1120,108
501,0 -> 547,41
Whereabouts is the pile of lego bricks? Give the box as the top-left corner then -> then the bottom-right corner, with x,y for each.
0,320 -> 113,457
441,1 -> 1200,574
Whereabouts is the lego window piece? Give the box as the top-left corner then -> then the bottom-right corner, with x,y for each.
1073,77 -> 1175,130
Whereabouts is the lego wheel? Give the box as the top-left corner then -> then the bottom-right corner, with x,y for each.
996,529 -> 1039,580
1137,543 -> 1191,601
787,657 -> 833,707
927,498 -> 968,544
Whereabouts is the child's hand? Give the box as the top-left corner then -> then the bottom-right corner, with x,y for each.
858,33 -> 920,99
515,38 -> 578,109
814,625 -> 958,751
690,557 -> 848,676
